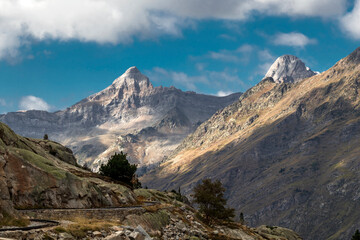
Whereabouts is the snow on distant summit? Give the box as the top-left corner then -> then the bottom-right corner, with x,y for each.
87,66 -> 153,104
265,55 -> 316,83
0,66 -> 241,172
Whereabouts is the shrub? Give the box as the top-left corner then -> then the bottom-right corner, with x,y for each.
99,152 -> 138,187
239,212 -> 245,225
193,178 -> 235,223
352,229 -> 360,240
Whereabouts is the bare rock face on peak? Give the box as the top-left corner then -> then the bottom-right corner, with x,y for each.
0,67 -> 241,172
264,55 -> 316,83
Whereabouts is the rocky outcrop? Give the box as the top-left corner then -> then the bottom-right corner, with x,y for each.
142,47 -> 360,239
0,67 -> 241,171
264,55 -> 316,83
0,122 -> 137,214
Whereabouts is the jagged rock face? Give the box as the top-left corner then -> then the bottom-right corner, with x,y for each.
141,47 -> 360,240
264,55 -> 316,83
0,122 -> 137,210
0,67 -> 241,171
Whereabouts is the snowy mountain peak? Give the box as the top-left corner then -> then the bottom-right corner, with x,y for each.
85,67 -> 152,104
125,66 -> 141,74
112,66 -> 149,86
265,55 -> 316,83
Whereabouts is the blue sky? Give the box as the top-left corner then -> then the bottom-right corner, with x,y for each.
1,0 -> 360,113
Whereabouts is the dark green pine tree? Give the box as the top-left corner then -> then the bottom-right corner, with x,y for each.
352,229 -> 360,240
239,212 -> 245,225
99,152 -> 137,187
193,178 -> 235,223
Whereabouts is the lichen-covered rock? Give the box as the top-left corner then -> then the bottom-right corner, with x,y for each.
0,122 -> 137,212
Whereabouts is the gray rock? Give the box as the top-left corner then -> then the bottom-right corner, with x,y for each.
134,225 -> 152,240
264,55 -> 316,83
0,67 -> 241,174
104,231 -> 125,240
129,231 -> 144,240
93,231 -> 102,237
58,232 -> 74,240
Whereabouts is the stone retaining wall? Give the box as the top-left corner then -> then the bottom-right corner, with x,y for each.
17,207 -> 146,221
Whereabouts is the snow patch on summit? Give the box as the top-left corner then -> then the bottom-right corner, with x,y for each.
265,55 -> 316,83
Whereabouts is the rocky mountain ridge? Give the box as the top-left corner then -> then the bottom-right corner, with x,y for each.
0,67 -> 241,171
142,47 -> 360,240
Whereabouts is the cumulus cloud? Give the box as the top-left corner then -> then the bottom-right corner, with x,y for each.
0,0 -> 348,60
273,32 -> 317,47
341,0 -> 360,39
158,0 -> 346,20
19,96 -> 51,111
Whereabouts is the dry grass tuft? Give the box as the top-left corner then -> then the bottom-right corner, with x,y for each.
0,211 -> 30,227
143,204 -> 168,213
54,217 -> 119,239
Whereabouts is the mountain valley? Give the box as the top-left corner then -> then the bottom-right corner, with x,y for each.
2,47 -> 360,240
141,48 -> 360,240
0,121 -> 301,240
0,67 -> 240,173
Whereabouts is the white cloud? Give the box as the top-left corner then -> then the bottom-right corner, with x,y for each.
236,44 -> 253,53
218,34 -> 237,41
193,44 -> 254,64
216,90 -> 234,97
207,70 -> 241,83
249,48 -> 276,79
158,0 -> 346,20
273,32 -> 317,47
341,0 -> 360,39
258,62 -> 274,75
209,51 -> 240,62
149,67 -> 208,91
0,98 -> 6,107
0,0 -> 348,60
148,67 -> 248,92
19,96 -> 51,111
171,72 -> 207,91
195,63 -> 206,71
258,49 -> 275,61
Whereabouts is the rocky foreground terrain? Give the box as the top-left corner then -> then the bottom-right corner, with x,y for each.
142,48 -> 360,239
0,121 -> 137,212
0,67 -> 240,173
0,122 -> 301,240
